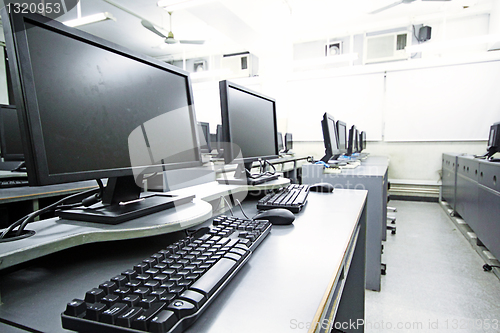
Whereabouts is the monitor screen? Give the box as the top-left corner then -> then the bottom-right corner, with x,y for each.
3,11 -> 202,186
198,122 -> 211,153
336,120 -> 347,153
277,132 -> 284,152
285,133 -> 293,152
219,80 -> 278,164
354,128 -> 359,153
320,112 -> 340,163
0,104 -> 24,161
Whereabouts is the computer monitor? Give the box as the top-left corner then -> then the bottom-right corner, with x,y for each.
198,121 -> 211,153
320,113 -> 341,163
347,125 -> 357,156
336,120 -> 347,155
2,10 -> 202,224
487,122 -> 500,158
359,131 -> 367,152
215,124 -> 224,158
219,80 -> 279,183
0,104 -> 24,162
284,133 -> 293,153
277,132 -> 284,152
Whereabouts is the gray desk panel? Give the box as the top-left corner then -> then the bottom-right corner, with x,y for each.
441,153 -> 461,210
0,322 -> 29,333
455,156 -> 479,228
301,160 -> 386,292
0,190 -> 366,333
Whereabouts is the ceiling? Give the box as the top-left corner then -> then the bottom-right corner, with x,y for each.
56,0 -> 493,60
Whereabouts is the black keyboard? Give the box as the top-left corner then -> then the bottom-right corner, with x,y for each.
61,215 -> 271,333
257,184 -> 310,213
0,178 -> 29,188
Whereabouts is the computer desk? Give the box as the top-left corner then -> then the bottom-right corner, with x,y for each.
0,182 -> 367,333
301,156 -> 388,292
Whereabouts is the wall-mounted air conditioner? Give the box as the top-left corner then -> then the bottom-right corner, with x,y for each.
221,52 -> 258,78
364,32 -> 409,64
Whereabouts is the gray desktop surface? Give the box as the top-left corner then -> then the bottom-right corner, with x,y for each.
0,198 -> 213,270
0,189 -> 366,333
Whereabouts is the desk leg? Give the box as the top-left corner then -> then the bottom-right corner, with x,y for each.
334,203 -> 366,332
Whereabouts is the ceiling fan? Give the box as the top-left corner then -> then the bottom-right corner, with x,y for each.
102,0 -> 204,45
141,12 -> 205,45
370,0 -> 452,14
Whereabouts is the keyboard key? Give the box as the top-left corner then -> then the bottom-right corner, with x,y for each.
86,302 -> 107,321
167,299 -> 196,318
149,310 -> 178,333
179,290 -> 206,309
84,288 -> 105,303
100,303 -> 129,324
116,306 -> 144,328
190,258 -> 236,297
64,299 -> 86,317
131,302 -> 167,331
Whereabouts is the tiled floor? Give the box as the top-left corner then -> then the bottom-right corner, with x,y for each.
365,201 -> 500,333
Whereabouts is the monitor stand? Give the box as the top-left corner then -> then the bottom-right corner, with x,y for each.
56,176 -> 194,224
217,161 -> 278,186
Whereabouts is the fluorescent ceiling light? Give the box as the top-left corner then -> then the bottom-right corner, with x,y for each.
406,34 -> 500,53
63,12 -> 116,27
293,53 -> 359,69
157,0 -> 213,11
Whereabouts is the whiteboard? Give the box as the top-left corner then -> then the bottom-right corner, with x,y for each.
385,61 -> 500,141
286,73 -> 385,142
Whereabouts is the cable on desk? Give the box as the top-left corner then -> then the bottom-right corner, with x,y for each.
235,199 -> 249,219
246,159 -> 276,180
0,180 -> 103,240
483,264 -> 500,272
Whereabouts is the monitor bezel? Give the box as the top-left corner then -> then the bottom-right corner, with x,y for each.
277,132 -> 284,152
360,131 -> 367,151
320,112 -> 340,162
336,120 -> 347,154
347,125 -> 357,156
284,133 -> 293,151
219,80 -> 279,165
0,104 -> 24,162
2,10 -> 202,186
199,121 -> 211,153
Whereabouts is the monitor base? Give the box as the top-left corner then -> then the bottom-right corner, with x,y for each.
56,193 -> 194,225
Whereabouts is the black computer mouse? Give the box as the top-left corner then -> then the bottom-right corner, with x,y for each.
253,208 -> 295,225
309,182 -> 334,193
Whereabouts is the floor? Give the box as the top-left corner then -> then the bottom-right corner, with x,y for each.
365,200 -> 500,333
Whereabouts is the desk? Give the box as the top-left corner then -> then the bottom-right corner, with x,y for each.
301,156 -> 388,292
446,155 -> 500,261
0,187 -> 367,333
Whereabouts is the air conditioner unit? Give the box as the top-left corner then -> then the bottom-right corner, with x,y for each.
221,52 -> 258,78
364,32 -> 409,64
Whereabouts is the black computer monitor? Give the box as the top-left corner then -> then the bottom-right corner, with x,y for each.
219,80 -> 279,182
359,131 -> 367,152
320,113 -> 341,163
0,104 -> 24,162
284,133 -> 293,153
2,10 -> 202,224
347,125 -> 357,156
487,122 -> 500,158
198,121 -> 211,153
277,132 -> 284,152
336,120 -> 347,155
215,124 -> 224,158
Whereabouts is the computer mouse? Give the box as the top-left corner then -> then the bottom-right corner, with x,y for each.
309,182 -> 334,193
253,208 -> 295,225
